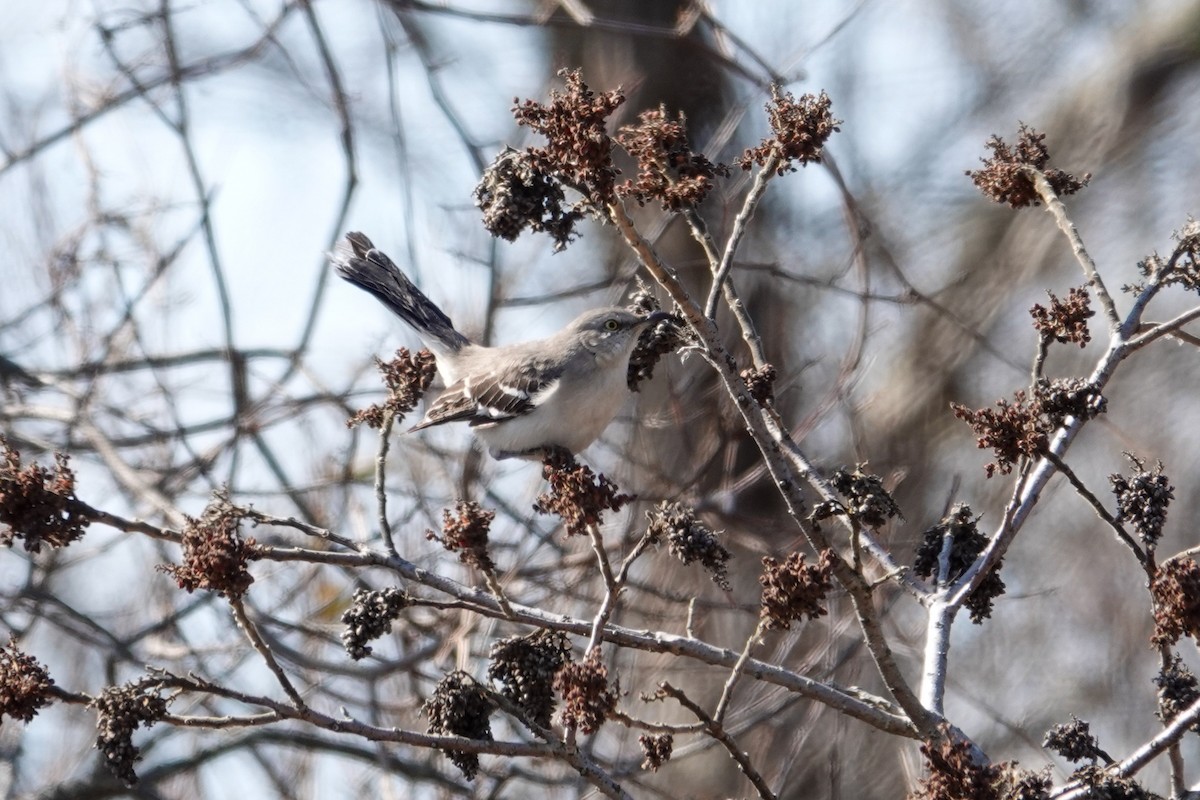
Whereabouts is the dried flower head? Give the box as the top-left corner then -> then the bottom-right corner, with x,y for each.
639,733 -> 674,771
158,492 -> 259,599
423,670 -> 495,780
740,363 -> 778,406
340,587 -> 410,660
513,69 -> 624,218
475,147 -> 585,252
914,504 -> 1005,624
952,380 -> 1104,477
1030,287 -> 1093,347
347,348 -> 437,429
911,733 -> 1052,800
626,282 -> 688,391
738,88 -> 840,173
94,679 -> 169,787
1067,765 -> 1158,800
1043,716 -> 1110,763
1154,655 -> 1200,732
427,500 -> 497,572
645,501 -> 732,591
759,549 -> 836,630
554,650 -> 617,734
1134,219 -> 1200,294
616,106 -> 729,211
487,629 -> 572,728
1109,454 -> 1173,549
534,449 -> 633,536
1150,556 -> 1200,647
967,124 -> 1089,208
0,437 -> 89,552
827,464 -> 903,529
0,636 -> 55,724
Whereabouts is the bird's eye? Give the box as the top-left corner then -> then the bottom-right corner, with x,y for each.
604,318 -> 619,331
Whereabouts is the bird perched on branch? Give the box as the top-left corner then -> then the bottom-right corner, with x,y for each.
331,232 -> 671,460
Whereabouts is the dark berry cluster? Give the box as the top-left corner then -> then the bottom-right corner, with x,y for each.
913,505 -> 1006,624
645,500 -> 732,591
639,733 -> 673,771
1109,454 -> 1173,548
94,679 -> 169,786
912,733 -> 1052,800
487,629 -> 571,728
1043,716 -> 1109,763
1150,556 -> 1200,647
423,671 -> 495,780
340,587 -> 410,660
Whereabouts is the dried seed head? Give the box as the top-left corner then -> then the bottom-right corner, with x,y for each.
475,147 -> 585,251
487,629 -> 571,728
534,450 -> 632,537
759,549 -> 836,630
639,733 -> 674,771
1154,655 -> 1200,732
0,437 -> 89,552
1043,716 -> 1107,763
554,650 -> 617,734
157,491 -> 259,599
1030,287 -> 1093,347
1150,556 -> 1200,647
94,679 -> 169,787
967,123 -> 1089,208
423,671 -> 495,780
340,587 -> 410,660
827,464 -> 902,529
512,69 -> 624,218
738,89 -> 840,173
913,732 -> 1053,800
0,636 -> 55,724
347,348 -> 437,429
913,504 -> 1006,624
1109,454 -> 1173,549
428,500 -> 497,572
645,501 -> 732,591
616,106 -> 729,211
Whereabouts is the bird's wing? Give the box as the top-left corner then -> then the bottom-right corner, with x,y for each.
408,363 -> 561,432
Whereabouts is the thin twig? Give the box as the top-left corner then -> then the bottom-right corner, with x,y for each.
660,681 -> 778,800
714,618 -> 766,723
1042,451 -> 1146,564
374,408 -> 399,556
1025,167 -> 1120,330
229,598 -> 306,709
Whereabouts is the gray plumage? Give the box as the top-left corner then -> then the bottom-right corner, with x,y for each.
331,232 -> 668,459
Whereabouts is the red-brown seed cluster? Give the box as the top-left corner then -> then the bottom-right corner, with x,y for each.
347,348 -> 438,429
553,650 -> 617,734
616,106 -> 729,211
534,449 -> 633,537
487,629 -> 572,728
427,500 -> 497,572
0,636 -> 55,724
645,500 -> 732,591
0,437 -> 89,553
758,549 -> 836,630
94,679 -> 169,787
738,88 -> 840,174
1042,716 -> 1108,764
158,494 -> 259,599
911,733 -> 1052,800
1030,287 -> 1093,347
1150,556 -> 1200,647
474,147 -> 585,251
967,124 -> 1089,208
639,733 -> 674,771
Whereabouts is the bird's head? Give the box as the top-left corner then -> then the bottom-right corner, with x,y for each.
569,308 -> 673,361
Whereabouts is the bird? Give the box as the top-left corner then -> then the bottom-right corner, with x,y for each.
331,232 -> 671,460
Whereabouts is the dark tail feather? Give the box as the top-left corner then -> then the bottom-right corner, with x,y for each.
332,232 -> 469,352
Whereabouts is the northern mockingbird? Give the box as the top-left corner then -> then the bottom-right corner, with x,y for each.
332,232 -> 670,460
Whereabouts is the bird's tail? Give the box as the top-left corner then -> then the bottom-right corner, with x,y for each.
331,232 -> 470,352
